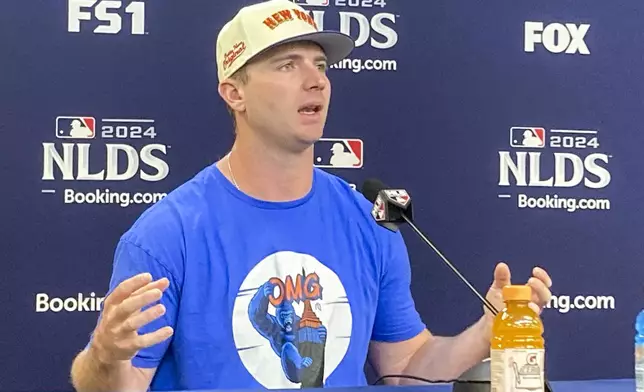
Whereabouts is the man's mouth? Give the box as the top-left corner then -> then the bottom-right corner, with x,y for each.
298,104 -> 323,115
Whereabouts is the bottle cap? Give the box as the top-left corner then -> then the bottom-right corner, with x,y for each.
502,285 -> 532,301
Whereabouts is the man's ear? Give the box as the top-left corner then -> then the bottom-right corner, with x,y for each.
218,80 -> 246,113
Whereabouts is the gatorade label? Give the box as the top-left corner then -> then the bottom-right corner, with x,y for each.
635,344 -> 644,392
490,349 -> 545,392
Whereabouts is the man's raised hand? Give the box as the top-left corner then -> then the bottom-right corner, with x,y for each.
89,273 -> 174,365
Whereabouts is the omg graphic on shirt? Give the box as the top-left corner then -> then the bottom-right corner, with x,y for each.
232,251 -> 352,388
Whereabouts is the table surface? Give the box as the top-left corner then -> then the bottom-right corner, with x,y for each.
547,379 -> 634,392
374,379 -> 636,392
376,379 -> 633,392
181,379 -> 634,392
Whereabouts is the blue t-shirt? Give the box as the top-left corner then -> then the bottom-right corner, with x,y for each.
94,164 -> 426,390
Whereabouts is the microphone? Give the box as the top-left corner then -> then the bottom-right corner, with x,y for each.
362,178 -> 497,315
361,178 -> 553,392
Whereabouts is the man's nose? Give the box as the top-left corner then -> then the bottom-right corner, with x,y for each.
302,64 -> 327,91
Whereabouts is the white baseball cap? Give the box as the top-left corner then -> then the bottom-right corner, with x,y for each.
215,0 -> 355,82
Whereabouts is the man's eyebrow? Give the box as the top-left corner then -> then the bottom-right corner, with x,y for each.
268,53 -> 328,64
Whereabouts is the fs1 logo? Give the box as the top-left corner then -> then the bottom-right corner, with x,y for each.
499,127 -> 610,189
524,22 -> 590,55
314,138 -> 363,168
68,0 -> 146,35
43,115 -> 169,181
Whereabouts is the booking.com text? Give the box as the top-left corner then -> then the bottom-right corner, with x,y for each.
498,193 -> 611,212
331,58 -> 397,73
546,294 -> 615,314
41,188 -> 167,207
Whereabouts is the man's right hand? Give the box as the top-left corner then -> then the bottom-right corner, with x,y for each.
89,272 -> 174,366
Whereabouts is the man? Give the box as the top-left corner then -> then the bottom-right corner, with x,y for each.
70,0 -> 553,391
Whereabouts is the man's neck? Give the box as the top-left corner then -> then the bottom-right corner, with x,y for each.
217,131 -> 315,202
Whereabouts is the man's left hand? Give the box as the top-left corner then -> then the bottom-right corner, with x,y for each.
483,262 -> 553,324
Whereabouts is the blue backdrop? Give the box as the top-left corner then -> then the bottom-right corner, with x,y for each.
1,0 -> 643,390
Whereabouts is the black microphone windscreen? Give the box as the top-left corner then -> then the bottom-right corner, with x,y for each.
361,178 -> 388,203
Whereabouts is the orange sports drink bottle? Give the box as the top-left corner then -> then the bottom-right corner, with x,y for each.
490,285 -> 545,392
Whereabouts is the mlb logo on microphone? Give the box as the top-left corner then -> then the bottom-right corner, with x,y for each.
371,195 -> 386,221
509,126 -> 545,148
56,116 -> 96,139
384,189 -> 410,208
290,0 -> 329,5
314,138 -> 363,168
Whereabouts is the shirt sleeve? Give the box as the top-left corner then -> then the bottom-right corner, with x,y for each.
371,229 -> 426,342
87,237 -> 181,369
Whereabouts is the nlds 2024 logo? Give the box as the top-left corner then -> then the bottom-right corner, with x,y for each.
291,0 -> 398,50
292,0 -> 386,7
68,0 -> 146,35
499,127 -> 610,189
43,115 -> 169,182
292,0 -> 330,5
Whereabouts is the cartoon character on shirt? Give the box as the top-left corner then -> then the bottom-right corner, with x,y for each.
248,275 -> 327,386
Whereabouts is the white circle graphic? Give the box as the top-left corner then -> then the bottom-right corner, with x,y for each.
232,251 -> 352,388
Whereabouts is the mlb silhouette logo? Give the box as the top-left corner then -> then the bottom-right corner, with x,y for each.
291,0 -> 329,5
56,116 -> 96,139
314,138 -> 363,168
509,127 -> 545,148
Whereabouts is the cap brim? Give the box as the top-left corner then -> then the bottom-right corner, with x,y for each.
259,31 -> 355,66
